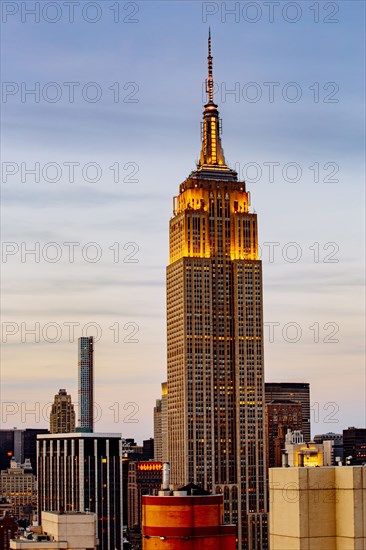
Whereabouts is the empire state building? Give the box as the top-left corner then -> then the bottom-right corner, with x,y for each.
166,33 -> 268,549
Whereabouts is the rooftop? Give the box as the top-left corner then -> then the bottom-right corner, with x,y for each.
37,432 -> 121,440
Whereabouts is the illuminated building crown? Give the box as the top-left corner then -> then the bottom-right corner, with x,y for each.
194,29 -> 238,182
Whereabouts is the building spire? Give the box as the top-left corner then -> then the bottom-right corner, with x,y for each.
207,27 -> 214,103
196,30 -> 236,180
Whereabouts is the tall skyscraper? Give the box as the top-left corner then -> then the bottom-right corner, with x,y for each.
50,388 -> 76,434
78,336 -> 94,432
166,33 -> 267,548
37,432 -> 123,550
265,382 -> 311,442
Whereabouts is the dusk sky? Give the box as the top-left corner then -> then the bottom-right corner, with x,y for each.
1,0 -> 365,441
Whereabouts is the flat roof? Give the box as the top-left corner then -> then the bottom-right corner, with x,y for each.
265,382 -> 310,387
37,432 -> 121,440
42,511 -> 95,516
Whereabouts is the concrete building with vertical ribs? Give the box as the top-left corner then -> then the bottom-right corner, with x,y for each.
37,432 -> 122,550
166,33 -> 267,548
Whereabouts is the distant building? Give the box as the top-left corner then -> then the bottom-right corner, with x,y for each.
9,511 -> 97,549
343,427 -> 366,465
123,439 -> 154,463
37,432 -> 122,550
0,459 -> 36,520
0,432 -> 15,472
142,466 -> 236,549
153,383 -> 168,463
153,401 -> 162,462
265,383 -> 311,442
121,457 -> 129,529
78,337 -> 94,433
128,462 -> 162,524
313,432 -> 343,465
0,498 -> 12,518
269,466 -> 366,549
0,513 -> 18,550
21,430 -> 49,477
121,439 -> 156,532
50,389 -> 75,434
128,461 -> 162,548
282,429 -> 332,467
124,441 -> 143,463
142,439 -> 154,462
0,430 -> 49,475
265,399 -> 302,467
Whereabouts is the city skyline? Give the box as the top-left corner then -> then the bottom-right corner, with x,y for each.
1,2 -> 365,443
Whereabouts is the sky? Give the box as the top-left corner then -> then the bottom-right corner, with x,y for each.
1,0 -> 365,442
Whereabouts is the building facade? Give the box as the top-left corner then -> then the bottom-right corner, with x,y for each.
269,466 -> 366,549
0,430 -> 49,475
142,484 -> 236,550
153,383 -> 168,463
313,432 -> 343,465
265,383 -> 311,442
166,34 -> 267,548
265,399 -> 302,468
37,433 -> 122,550
10,511 -> 97,550
282,429 -> 332,467
78,337 -> 94,433
0,459 -> 36,521
0,514 -> 18,550
343,427 -> 366,465
50,389 -> 76,434
127,461 -> 162,547
153,401 -> 162,462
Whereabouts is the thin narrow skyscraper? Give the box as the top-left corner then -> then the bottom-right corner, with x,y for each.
78,336 -> 94,432
166,33 -> 267,548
